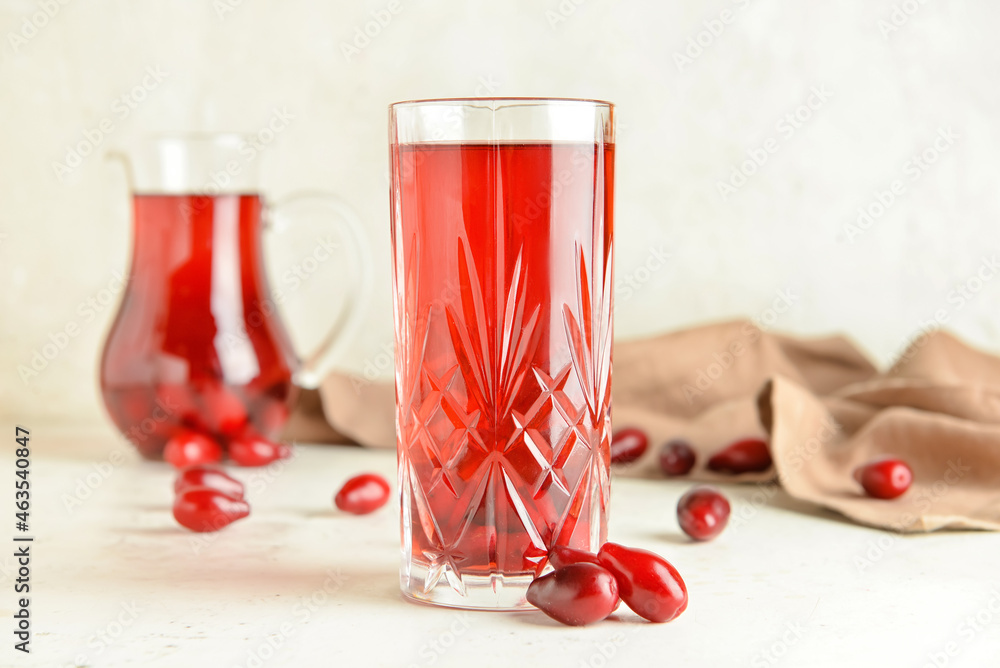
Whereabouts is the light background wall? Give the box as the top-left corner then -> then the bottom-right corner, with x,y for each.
2,0 -> 999,427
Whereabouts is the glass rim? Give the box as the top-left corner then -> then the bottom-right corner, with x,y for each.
389,96 -> 614,110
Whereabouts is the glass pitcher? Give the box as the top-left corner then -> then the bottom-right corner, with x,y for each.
100,134 -> 371,459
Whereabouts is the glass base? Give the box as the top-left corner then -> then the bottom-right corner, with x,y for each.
401,563 -> 534,610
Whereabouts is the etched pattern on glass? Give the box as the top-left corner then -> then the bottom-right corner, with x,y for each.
397,234 -> 613,597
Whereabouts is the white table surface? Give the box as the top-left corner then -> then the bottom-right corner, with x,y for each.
6,424 -> 1000,668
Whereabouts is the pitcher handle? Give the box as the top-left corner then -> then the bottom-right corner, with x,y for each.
264,191 -> 373,389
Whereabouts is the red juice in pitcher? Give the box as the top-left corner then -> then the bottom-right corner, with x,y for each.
393,140 -> 615,600
100,194 -> 298,458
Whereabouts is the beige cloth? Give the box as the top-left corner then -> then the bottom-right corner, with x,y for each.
288,320 -> 1000,533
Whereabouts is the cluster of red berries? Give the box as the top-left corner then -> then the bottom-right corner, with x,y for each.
610,429 -> 773,475
611,427 -> 914,499
163,424 -> 294,532
527,543 -> 688,626
173,466 -> 250,532
526,481 -> 735,626
163,427 -> 291,469
170,462 -> 392,532
531,430 -> 915,626
166,415 -> 913,631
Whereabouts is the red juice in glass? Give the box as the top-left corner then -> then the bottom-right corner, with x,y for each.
390,99 -> 615,609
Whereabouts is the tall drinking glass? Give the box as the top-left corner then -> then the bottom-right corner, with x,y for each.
389,98 -> 615,609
